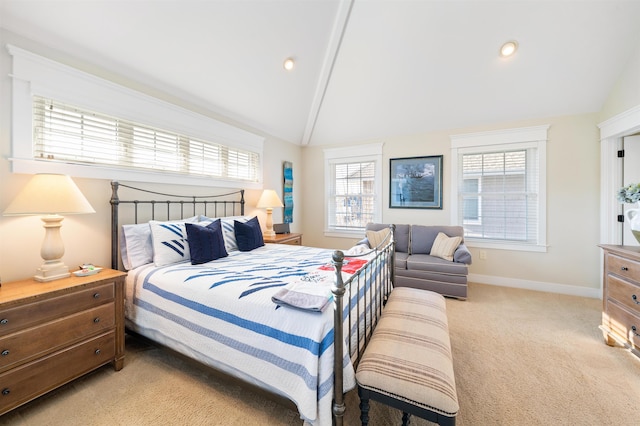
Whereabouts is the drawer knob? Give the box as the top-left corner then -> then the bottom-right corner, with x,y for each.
633,294 -> 640,305
0,319 -> 7,325
94,349 -> 101,355
1,388 -> 9,396
1,350 -> 8,357
93,293 -> 101,299
633,325 -> 640,339
93,317 -> 100,323
621,266 -> 629,271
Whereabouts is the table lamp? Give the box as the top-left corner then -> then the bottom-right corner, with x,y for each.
3,174 -> 95,282
256,189 -> 284,239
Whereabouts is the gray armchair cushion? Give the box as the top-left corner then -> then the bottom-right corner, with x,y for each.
406,254 -> 468,276
410,225 -> 464,255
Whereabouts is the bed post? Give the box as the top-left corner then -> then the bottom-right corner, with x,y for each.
110,181 -> 120,270
331,250 -> 346,426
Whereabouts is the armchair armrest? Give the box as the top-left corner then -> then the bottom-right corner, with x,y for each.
454,243 -> 473,265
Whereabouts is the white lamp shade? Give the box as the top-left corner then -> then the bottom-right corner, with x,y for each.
256,189 -> 284,209
4,174 -> 95,216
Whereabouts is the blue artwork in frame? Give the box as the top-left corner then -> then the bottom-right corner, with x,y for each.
389,155 -> 443,209
283,161 -> 293,223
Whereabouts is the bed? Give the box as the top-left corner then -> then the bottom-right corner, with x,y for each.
110,181 -> 395,426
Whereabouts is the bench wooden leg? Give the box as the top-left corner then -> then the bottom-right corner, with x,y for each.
358,386 -> 370,426
402,412 -> 411,426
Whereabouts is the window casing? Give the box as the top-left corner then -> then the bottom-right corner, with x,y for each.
324,144 -> 383,237
8,45 -> 264,189
451,126 -> 548,252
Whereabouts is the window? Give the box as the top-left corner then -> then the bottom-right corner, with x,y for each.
324,144 -> 383,237
33,97 -> 259,182
450,126 -> 548,252
8,44 -> 264,189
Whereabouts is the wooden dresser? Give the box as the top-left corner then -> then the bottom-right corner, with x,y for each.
264,233 -> 302,246
600,245 -> 640,357
0,268 -> 126,415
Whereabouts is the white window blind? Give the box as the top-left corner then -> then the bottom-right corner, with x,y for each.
324,143 -> 383,237
328,160 -> 376,229
460,148 -> 538,242
450,125 -> 548,252
33,97 -> 260,183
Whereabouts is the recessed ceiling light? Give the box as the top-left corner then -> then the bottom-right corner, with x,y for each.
500,41 -> 518,57
283,57 -> 295,71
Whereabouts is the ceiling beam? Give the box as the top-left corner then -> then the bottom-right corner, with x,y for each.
301,0 -> 354,145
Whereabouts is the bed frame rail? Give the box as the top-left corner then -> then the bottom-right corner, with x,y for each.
331,225 -> 395,425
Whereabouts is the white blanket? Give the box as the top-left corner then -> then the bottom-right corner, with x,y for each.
125,244 -> 380,426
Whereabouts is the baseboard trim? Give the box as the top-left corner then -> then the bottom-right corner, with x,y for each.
468,273 -> 602,299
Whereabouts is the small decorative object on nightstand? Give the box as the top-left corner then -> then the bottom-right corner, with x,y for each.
599,245 -> 640,358
264,233 -> 302,246
0,268 -> 126,415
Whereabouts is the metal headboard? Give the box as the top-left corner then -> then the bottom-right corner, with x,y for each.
110,181 -> 245,270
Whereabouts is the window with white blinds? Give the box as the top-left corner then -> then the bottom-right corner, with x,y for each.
460,148 -> 538,242
451,126 -> 548,252
33,97 -> 260,183
328,160 -> 376,229
324,143 -> 383,237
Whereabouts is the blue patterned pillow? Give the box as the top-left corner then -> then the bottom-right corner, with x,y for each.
150,220 -> 191,266
185,220 -> 228,264
234,216 -> 264,251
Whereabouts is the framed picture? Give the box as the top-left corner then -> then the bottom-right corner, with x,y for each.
389,155 -> 443,209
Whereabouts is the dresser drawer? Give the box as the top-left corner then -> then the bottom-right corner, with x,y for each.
281,237 -> 301,245
0,283 -> 114,336
605,252 -> 640,283
607,274 -> 640,316
0,303 -> 115,373
0,331 -> 115,415
604,301 -> 640,351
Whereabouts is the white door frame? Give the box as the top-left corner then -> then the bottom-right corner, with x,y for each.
599,104 -> 640,245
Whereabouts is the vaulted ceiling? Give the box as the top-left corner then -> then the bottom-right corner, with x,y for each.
2,0 -> 640,146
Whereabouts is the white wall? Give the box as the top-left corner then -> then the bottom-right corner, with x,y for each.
301,113 -> 602,297
0,29 -> 301,282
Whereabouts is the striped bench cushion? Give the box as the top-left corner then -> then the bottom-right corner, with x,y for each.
356,287 -> 459,417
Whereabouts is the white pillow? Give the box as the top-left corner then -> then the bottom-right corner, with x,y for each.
121,216 -> 199,270
430,232 -> 462,262
120,223 -> 153,270
366,228 -> 391,249
145,216 -> 198,267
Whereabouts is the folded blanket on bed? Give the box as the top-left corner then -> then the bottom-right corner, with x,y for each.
271,272 -> 334,312
318,258 -> 368,274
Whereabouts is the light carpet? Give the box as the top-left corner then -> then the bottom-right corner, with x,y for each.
2,283 -> 639,425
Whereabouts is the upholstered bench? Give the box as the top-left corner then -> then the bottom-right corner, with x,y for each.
356,287 -> 458,426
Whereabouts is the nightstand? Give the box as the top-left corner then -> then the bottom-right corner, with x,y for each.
264,233 -> 302,246
0,268 -> 126,415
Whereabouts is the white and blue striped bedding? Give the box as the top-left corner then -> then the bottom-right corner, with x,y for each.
124,243 -> 382,426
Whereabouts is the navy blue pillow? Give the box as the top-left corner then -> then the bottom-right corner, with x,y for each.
185,220 -> 228,265
234,216 -> 264,251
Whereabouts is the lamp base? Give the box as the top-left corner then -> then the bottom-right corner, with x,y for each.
35,260 -> 70,282
263,229 -> 276,240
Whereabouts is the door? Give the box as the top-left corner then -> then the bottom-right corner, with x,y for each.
622,135 -> 640,246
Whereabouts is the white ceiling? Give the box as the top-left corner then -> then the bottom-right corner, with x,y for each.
2,0 -> 640,146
